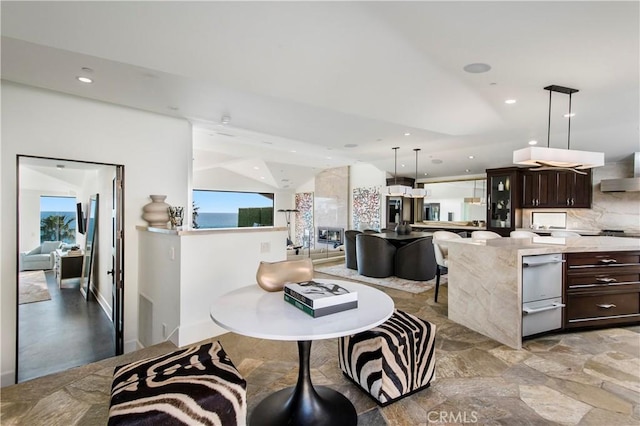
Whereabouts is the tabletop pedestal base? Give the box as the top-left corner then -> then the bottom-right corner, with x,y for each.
249,340 -> 357,426
250,386 -> 356,426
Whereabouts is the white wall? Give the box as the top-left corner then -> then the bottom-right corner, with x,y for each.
1,82 -> 192,386
92,167 -> 117,316
137,228 -> 287,349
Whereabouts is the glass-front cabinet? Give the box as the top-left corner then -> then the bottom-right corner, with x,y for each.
486,167 -> 521,236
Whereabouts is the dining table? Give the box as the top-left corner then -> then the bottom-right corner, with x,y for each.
210,279 -> 395,426
370,231 -> 433,246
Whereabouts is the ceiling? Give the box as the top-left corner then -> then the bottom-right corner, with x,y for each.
2,1 -> 638,189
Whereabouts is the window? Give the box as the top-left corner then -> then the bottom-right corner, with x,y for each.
40,196 -> 77,243
192,190 -> 274,229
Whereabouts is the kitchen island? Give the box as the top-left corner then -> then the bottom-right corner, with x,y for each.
436,236 -> 640,349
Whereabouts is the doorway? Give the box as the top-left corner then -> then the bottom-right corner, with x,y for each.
16,155 -> 125,382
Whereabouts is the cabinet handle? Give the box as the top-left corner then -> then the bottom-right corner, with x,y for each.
566,198 -> 570,206
598,259 -> 618,264
571,198 -> 575,206
595,277 -> 617,283
596,304 -> 617,309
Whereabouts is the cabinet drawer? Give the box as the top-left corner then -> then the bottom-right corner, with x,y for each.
566,292 -> 640,326
566,252 -> 640,269
567,273 -> 640,290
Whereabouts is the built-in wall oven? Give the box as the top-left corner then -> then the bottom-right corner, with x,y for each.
522,254 -> 565,337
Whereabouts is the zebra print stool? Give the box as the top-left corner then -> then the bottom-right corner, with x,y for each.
108,341 -> 247,426
338,310 -> 436,406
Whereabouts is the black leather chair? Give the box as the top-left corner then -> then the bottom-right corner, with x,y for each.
344,230 -> 362,270
394,237 -> 437,281
356,234 -> 396,278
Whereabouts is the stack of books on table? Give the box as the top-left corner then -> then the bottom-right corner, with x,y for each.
284,281 -> 358,318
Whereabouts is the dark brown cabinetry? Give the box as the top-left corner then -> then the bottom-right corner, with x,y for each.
521,169 -> 592,208
554,170 -> 592,208
486,168 -> 521,236
564,251 -> 640,329
521,170 -> 551,207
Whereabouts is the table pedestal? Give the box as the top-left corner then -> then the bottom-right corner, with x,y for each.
250,340 -> 357,426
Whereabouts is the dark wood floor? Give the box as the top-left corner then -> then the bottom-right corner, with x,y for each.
18,271 -> 115,382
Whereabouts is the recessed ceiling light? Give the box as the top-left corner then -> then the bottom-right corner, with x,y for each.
77,76 -> 93,83
468,155 -> 475,159
528,140 -> 538,145
564,113 -> 576,118
326,156 -> 332,160
465,169 -> 471,173
463,63 -> 491,73
431,159 -> 443,164
81,67 -> 93,73
263,141 -> 272,145
404,132 -> 411,136
260,176 -> 265,180
423,172 -> 428,176
401,164 -> 406,168
290,150 -> 297,153
344,143 -> 358,148
168,106 -> 179,111
56,164 -> 65,170
253,166 -> 260,170
505,99 -> 517,104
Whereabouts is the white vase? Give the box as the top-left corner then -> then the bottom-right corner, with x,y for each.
142,195 -> 170,228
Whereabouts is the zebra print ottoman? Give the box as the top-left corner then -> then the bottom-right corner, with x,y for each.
108,341 -> 247,426
338,310 -> 436,406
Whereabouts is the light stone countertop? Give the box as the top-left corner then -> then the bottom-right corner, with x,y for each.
412,222 -> 486,231
435,236 -> 639,350
438,235 -> 640,254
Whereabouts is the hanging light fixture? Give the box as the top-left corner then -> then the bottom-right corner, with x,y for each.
386,147 -> 411,196
463,180 -> 482,204
513,85 -> 604,174
406,148 -> 427,198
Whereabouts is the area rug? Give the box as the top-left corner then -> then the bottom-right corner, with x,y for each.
19,270 -> 51,304
315,263 -> 446,294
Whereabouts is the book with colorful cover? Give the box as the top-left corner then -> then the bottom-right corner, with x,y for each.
284,293 -> 358,318
283,281 -> 357,308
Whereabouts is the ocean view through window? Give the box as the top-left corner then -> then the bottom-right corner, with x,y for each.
40,196 -> 77,244
192,190 -> 274,229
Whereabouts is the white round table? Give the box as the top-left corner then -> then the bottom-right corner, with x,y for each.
210,279 -> 394,426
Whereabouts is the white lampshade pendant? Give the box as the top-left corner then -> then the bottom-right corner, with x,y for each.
513,85 -> 604,173
407,148 -> 427,198
385,147 -> 412,196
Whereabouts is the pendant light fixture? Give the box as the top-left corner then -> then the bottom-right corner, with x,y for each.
513,85 -> 604,174
386,147 -> 411,196
407,148 -> 427,198
463,179 -> 482,204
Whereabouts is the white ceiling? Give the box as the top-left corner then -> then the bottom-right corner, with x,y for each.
2,1 -> 638,189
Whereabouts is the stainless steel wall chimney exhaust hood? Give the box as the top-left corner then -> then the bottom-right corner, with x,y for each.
600,152 -> 640,192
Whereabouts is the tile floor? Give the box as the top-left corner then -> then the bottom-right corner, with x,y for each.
1,266 -> 639,425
